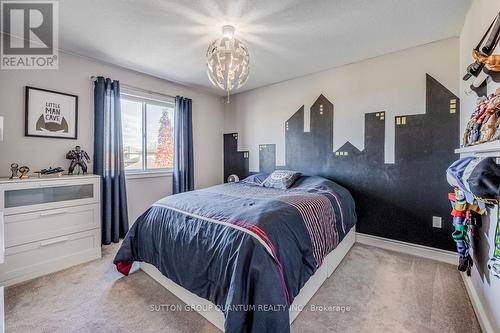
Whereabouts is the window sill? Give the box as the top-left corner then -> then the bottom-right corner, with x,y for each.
125,170 -> 173,180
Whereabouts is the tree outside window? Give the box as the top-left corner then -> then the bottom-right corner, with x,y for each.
121,95 -> 175,171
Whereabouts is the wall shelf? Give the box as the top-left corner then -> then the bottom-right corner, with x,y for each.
455,140 -> 500,155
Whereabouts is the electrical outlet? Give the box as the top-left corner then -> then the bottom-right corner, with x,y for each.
432,216 -> 442,228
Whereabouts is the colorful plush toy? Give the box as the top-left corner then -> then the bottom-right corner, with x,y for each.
463,97 -> 487,146
463,88 -> 500,146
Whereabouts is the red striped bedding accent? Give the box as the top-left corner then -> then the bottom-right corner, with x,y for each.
277,193 -> 338,266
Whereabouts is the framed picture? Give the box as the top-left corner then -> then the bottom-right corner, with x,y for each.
25,86 -> 78,139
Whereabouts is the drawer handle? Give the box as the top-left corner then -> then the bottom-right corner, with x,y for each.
39,209 -> 68,217
39,183 -> 69,188
40,236 -> 69,247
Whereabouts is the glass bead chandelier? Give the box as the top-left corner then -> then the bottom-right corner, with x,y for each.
206,25 -> 250,103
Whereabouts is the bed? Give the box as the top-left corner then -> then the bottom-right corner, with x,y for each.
114,174 -> 356,333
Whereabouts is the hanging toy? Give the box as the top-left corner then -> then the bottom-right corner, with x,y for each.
448,189 -> 479,275
463,157 -> 500,278
487,209 -> 500,278
446,157 -> 489,275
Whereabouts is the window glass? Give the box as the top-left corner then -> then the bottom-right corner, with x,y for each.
121,99 -> 143,170
120,95 -> 175,172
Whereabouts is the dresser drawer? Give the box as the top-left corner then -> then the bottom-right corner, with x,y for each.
1,177 -> 100,215
4,204 -> 99,248
0,229 -> 101,286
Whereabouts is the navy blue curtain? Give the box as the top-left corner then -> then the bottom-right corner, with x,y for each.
93,77 -> 129,245
173,96 -> 194,194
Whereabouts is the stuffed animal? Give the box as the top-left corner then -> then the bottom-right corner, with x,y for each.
464,98 -> 482,146
464,99 -> 481,146
475,99 -> 490,123
487,88 -> 500,141
463,90 -> 500,146
479,92 -> 500,142
465,97 -> 488,145
479,110 -> 499,142
463,121 -> 473,146
489,88 -> 500,113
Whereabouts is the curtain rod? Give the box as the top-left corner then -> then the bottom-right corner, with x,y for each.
90,76 -> 176,100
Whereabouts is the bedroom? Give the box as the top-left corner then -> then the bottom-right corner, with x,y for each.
0,0 -> 500,332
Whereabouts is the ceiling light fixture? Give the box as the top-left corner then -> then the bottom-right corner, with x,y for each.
206,25 -> 250,103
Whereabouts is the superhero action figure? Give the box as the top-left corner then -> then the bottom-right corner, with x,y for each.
66,145 -> 90,174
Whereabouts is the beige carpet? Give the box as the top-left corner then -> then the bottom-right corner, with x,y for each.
5,243 -> 481,333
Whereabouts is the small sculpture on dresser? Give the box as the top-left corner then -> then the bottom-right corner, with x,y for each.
66,145 -> 90,174
9,163 -> 19,179
18,166 -> 30,179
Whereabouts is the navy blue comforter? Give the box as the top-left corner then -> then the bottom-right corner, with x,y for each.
114,175 -> 356,333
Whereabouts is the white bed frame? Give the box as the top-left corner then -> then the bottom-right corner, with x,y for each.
140,227 -> 355,331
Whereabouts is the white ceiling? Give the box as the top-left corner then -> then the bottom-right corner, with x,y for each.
59,0 -> 471,95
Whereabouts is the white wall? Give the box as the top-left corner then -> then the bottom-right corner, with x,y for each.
125,175 -> 173,224
225,38 -> 459,170
459,1 -> 500,332
0,50 -> 225,223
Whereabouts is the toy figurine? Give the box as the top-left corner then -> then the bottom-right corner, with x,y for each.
66,146 -> 90,174
9,163 -> 19,180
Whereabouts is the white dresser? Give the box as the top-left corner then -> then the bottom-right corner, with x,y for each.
0,175 -> 101,286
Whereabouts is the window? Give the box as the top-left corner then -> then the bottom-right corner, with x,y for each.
121,94 -> 175,172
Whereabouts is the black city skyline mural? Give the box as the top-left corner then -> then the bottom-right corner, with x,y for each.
224,74 -> 459,251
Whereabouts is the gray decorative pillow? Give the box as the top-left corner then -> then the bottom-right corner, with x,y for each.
241,173 -> 269,186
262,170 -> 301,189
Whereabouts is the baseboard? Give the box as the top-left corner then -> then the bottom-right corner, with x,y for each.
355,232 -> 457,265
461,272 -> 496,333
